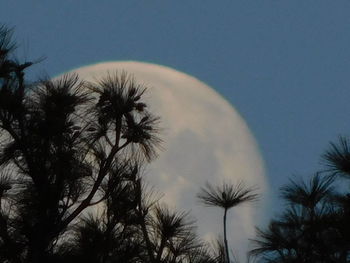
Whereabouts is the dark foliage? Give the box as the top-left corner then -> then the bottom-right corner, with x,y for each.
322,136 -> 350,178
197,182 -> 258,210
198,182 -> 258,263
250,172 -> 350,261
0,25 -> 238,263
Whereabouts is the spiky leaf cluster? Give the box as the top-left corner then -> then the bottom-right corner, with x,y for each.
197,182 -> 258,210
250,173 -> 350,263
0,25 -> 229,263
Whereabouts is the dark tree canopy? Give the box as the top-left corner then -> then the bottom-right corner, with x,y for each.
250,138 -> 350,262
0,25 -> 239,263
8,22 -> 350,263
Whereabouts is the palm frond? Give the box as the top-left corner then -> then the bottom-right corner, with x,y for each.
280,173 -> 334,209
322,136 -> 350,177
197,181 -> 259,209
152,204 -> 194,240
88,71 -> 162,162
89,71 -> 146,121
122,112 -> 162,162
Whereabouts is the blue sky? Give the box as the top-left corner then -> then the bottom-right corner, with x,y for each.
2,1 -> 350,215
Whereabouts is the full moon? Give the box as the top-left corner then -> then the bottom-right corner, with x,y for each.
68,61 -> 268,258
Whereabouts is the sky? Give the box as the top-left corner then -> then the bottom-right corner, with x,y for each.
2,0 -> 350,227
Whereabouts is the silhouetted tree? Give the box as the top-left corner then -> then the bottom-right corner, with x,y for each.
250,137 -> 350,262
0,25 -> 262,263
0,25 -> 159,262
197,182 -> 259,263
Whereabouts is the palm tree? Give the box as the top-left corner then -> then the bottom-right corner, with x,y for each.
0,24 -> 164,261
197,182 -> 259,263
249,134 -> 350,263
249,174 -> 347,262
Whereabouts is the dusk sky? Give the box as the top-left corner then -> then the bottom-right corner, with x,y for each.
2,0 -> 350,223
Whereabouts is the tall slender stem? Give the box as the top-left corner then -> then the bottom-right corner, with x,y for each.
223,208 -> 229,263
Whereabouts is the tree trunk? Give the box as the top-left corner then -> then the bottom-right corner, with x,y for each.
223,208 -> 230,263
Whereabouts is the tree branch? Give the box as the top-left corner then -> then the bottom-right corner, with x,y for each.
58,120 -> 128,232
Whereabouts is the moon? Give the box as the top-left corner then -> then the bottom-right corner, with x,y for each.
68,61 -> 268,258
